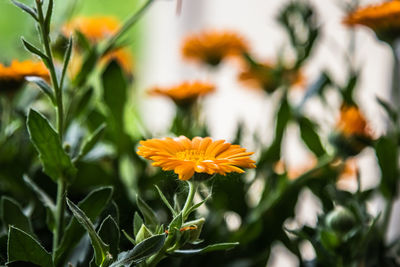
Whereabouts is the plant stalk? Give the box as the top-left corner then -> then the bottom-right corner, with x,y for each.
53,178 -> 66,255
182,181 -> 196,220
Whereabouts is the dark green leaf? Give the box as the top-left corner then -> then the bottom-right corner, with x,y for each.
122,229 -> 136,245
298,116 -> 325,157
66,199 -> 111,266
136,195 -> 159,228
7,226 -> 53,267
168,213 -> 183,236
11,0 -> 38,20
1,197 -> 34,237
76,123 -> 106,161
98,215 -> 120,259
375,137 -> 399,199
25,76 -> 55,104
55,186 -> 113,266
21,38 -> 48,63
174,242 -> 239,255
23,175 -> 55,212
155,185 -> 176,216
133,212 -> 143,237
27,109 -> 76,181
110,234 -> 166,266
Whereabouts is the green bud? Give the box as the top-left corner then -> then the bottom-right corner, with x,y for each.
182,217 -> 205,243
325,206 -> 356,234
135,224 -> 153,244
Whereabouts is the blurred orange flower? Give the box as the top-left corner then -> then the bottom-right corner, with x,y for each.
100,48 -> 134,74
336,104 -> 371,139
343,1 -> 400,41
182,30 -> 248,66
0,60 -> 49,92
137,136 -> 256,180
149,81 -> 215,106
62,16 -> 120,43
238,61 -> 305,93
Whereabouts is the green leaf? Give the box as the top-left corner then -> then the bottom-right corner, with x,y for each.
98,215 -> 120,259
186,195 -> 211,217
27,109 -> 76,181
7,226 -> 53,267
55,186 -> 113,266
298,116 -> 325,157
168,213 -> 183,236
155,185 -> 176,216
173,242 -> 239,255
133,212 -> 144,237
1,197 -> 34,237
44,0 -> 53,34
75,123 -> 106,161
110,234 -> 166,266
25,76 -> 55,104
66,199 -> 111,266
375,137 -> 399,199
101,60 -> 127,135
11,0 -> 38,21
136,195 -> 159,228
74,49 -> 99,87
122,229 -> 136,245
60,36 -> 73,89
21,38 -> 48,63
23,175 -> 55,212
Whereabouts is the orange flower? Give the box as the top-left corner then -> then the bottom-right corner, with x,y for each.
343,1 -> 400,41
62,16 -> 120,43
137,136 -> 256,180
149,81 -> 215,106
0,60 -> 49,92
336,104 -> 371,138
100,48 -> 134,74
238,61 -> 305,93
182,30 -> 248,66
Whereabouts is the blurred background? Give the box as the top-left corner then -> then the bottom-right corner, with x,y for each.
0,0 -> 398,266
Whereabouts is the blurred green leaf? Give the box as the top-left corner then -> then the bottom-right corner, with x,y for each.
75,123 -> 106,161
376,97 -> 398,124
21,38 -> 49,64
74,49 -> 99,87
298,116 -> 325,157
375,137 -> 399,199
55,186 -> 113,266
7,226 -> 53,267
27,109 -> 76,182
110,234 -> 166,266
168,213 -> 183,236
66,198 -> 111,266
1,197 -> 34,237
174,242 -> 239,255
98,215 -> 120,259
60,36 -> 72,89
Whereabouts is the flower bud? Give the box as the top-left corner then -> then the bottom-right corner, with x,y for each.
135,224 -> 153,244
181,217 -> 205,243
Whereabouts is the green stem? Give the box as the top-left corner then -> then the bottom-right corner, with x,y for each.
102,0 -> 155,54
182,181 -> 196,221
390,45 -> 400,117
146,234 -> 174,267
53,179 -> 66,256
382,197 -> 394,237
36,0 -> 64,139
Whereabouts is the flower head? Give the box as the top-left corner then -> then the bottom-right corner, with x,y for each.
149,81 -> 215,107
182,30 -> 248,66
137,136 -> 256,180
238,61 -> 305,93
336,104 -> 371,138
0,60 -> 49,93
62,16 -> 120,43
343,1 -> 400,42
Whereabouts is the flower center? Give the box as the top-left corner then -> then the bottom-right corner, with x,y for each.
176,149 -> 207,162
